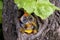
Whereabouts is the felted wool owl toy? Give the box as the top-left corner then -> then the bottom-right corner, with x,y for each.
18,10 -> 38,34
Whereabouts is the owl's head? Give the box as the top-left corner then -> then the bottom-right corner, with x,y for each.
20,12 -> 35,24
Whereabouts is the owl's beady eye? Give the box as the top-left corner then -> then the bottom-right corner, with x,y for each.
28,15 -> 34,22
20,16 -> 28,23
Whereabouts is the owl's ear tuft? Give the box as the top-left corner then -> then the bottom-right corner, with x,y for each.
18,8 -> 24,18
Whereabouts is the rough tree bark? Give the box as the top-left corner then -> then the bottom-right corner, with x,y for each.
2,0 -> 60,40
2,0 -> 18,40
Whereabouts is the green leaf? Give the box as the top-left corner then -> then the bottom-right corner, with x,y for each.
14,0 -> 60,19
34,2 -> 60,19
14,0 -> 36,13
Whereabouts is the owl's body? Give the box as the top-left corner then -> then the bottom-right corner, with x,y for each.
18,11 -> 38,34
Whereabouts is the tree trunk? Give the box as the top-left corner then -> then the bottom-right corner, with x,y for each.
2,0 -> 60,40
2,0 -> 18,40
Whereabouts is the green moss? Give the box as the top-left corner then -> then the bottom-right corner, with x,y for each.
14,0 -> 60,19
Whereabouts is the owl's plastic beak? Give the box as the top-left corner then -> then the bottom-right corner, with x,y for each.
25,29 -> 33,34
